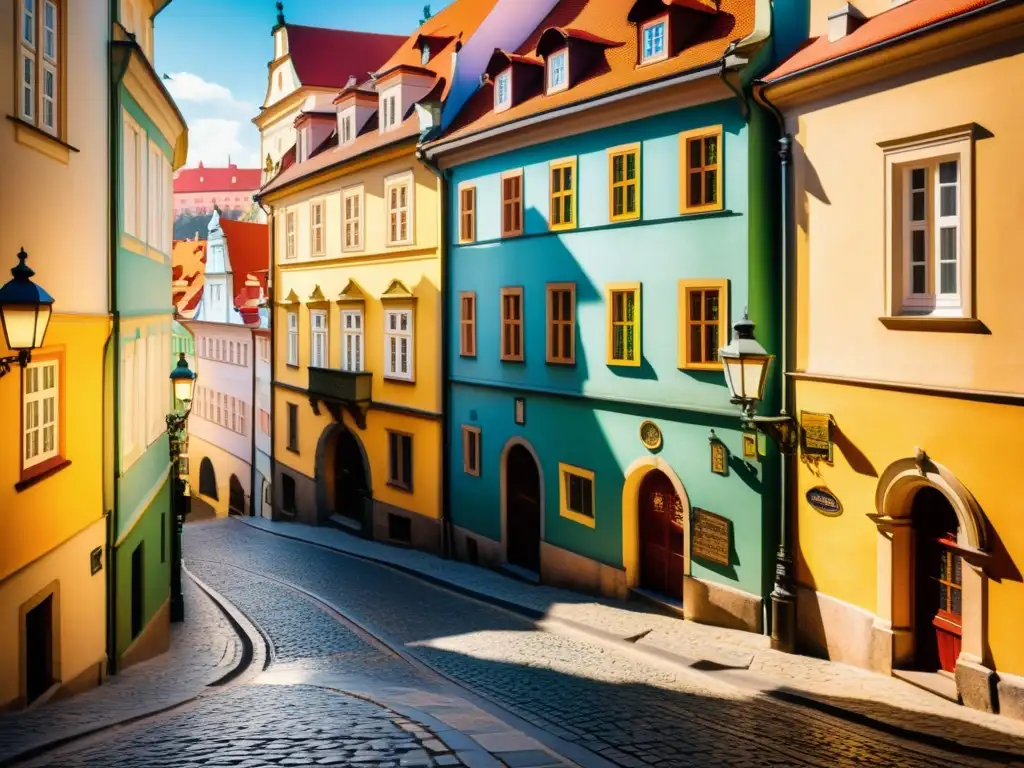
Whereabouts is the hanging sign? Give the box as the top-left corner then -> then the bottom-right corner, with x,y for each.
806,486 -> 843,516
692,508 -> 731,567
800,411 -> 833,462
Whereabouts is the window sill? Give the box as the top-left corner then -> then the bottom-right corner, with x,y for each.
387,481 -> 413,494
500,357 -> 525,364
680,204 -> 724,217
560,509 -> 596,528
286,363 -> 300,369
878,316 -> 989,334
383,375 -> 416,384
7,115 -> 79,164
286,446 -> 300,455
16,458 -> 73,493
680,362 -> 724,372
608,359 -> 641,368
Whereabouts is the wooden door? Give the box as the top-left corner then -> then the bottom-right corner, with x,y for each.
506,445 -> 541,573
639,471 -> 685,601
912,486 -> 962,673
931,538 -> 963,673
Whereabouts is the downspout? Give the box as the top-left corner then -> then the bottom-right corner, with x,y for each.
256,196 -> 274,520
416,148 -> 452,560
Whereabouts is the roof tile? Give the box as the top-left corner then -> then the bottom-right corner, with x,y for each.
286,24 -> 406,89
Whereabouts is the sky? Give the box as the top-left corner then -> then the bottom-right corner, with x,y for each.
154,0 -> 453,170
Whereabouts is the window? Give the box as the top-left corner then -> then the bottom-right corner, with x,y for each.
607,283 -> 641,366
386,174 -> 413,245
547,49 -> 568,94
259,337 -> 270,362
384,308 -> 413,381
494,69 -> 511,111
18,0 -> 62,136
546,283 -> 575,364
387,431 -> 413,491
462,425 -> 481,477
22,358 -> 59,472
679,279 -> 728,370
341,309 -> 363,372
310,201 -> 325,255
641,18 -> 668,64
906,162 -> 962,312
609,144 -> 640,221
459,292 -> 476,357
501,170 -> 523,237
341,114 -> 353,144
680,126 -> 723,214
285,211 -> 296,259
421,43 -> 430,65
287,403 -> 298,451
259,408 -> 270,436
559,463 -> 595,528
459,185 -> 476,244
549,159 -> 576,231
121,342 -> 136,458
310,309 -> 327,368
286,311 -> 298,366
500,287 -> 524,362
123,111 -> 146,240
343,187 -> 363,250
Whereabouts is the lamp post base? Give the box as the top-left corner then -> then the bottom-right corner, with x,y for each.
170,587 -> 185,623
769,545 -> 796,653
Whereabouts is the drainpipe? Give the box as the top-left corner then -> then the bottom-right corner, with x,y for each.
256,196 -> 274,520
416,148 -> 452,560
753,81 -> 796,653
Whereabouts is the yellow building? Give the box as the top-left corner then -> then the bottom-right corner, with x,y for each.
0,0 -> 111,708
761,0 -> 1024,719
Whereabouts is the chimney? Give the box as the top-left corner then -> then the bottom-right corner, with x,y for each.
827,3 -> 865,42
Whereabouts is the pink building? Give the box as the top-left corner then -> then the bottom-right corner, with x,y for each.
173,162 -> 262,216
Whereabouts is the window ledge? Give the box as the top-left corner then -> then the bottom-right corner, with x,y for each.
879,316 -> 989,334
286,446 -> 300,455
16,458 -> 73,493
386,481 -> 413,493
383,375 -> 416,384
680,362 -> 724,372
7,116 -> 79,164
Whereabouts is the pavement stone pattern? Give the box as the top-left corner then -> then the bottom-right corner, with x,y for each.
0,573 -> 242,765
186,520 -> 1024,767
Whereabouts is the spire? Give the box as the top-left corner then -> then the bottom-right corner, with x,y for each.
276,1 -> 285,26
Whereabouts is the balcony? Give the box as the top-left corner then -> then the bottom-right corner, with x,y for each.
307,367 -> 371,429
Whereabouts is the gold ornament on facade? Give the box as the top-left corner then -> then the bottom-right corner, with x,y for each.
639,420 -> 662,450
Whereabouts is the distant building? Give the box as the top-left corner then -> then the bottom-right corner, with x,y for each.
173,162 -> 262,217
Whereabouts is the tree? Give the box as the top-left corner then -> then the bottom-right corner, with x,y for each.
419,4 -> 431,25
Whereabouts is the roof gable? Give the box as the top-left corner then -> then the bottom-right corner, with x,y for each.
285,24 -> 406,90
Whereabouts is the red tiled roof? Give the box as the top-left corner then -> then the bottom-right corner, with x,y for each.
171,238 -> 207,317
220,218 -> 270,307
174,163 -> 262,194
434,0 -> 755,145
763,0 -> 999,82
286,24 -> 406,89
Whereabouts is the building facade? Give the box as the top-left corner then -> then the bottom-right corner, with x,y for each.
173,162 -> 262,217
109,0 -> 187,672
425,0 -> 805,634
762,0 -> 1024,718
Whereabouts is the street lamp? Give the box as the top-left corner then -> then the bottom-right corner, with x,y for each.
167,352 -> 196,623
0,249 -> 54,377
719,313 -> 798,653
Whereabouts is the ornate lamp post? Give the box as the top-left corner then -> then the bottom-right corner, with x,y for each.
0,249 -> 54,377
167,352 -> 196,623
719,313 -> 798,652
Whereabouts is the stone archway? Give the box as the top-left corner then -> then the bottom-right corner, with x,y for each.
315,422 -> 372,528
872,451 -> 993,710
499,437 -> 545,568
198,457 -> 218,500
621,456 -> 691,591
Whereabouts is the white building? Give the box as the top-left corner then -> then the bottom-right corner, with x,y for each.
181,210 -> 269,517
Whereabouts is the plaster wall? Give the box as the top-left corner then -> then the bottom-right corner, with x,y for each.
186,435 -> 252,517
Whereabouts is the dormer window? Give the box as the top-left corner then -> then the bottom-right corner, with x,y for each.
341,115 -> 353,144
494,69 -> 511,112
421,44 -> 430,65
641,17 -> 668,64
381,92 -> 398,131
547,49 -> 568,94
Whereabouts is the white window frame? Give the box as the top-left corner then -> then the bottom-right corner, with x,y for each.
310,200 -> 325,256
383,308 -> 414,381
285,210 -> 296,259
385,172 -> 414,246
123,110 -> 147,240
19,0 -> 61,136
547,49 -> 568,95
341,114 -> 353,144
342,309 -> 364,372
23,358 -> 59,470
494,68 -> 511,112
641,17 -> 668,64
310,309 -> 328,368
121,341 -> 136,461
134,335 -> 147,452
40,0 -> 57,133
343,186 -> 363,251
286,311 -> 299,366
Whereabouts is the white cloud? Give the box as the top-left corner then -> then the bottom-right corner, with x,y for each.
185,118 -> 260,169
165,72 -> 252,113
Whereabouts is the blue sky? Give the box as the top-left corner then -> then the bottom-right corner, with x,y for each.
155,0 -> 451,169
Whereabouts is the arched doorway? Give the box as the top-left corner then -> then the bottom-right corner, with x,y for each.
505,444 -> 541,573
228,475 -> 246,516
911,486 -> 962,673
334,428 -> 370,521
199,457 -> 217,500
638,470 -> 686,600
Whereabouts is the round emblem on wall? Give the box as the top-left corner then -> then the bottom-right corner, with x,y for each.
806,486 -> 843,516
639,420 -> 662,451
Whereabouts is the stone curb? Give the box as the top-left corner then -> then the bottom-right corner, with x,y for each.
3,569 -> 260,766
237,518 -> 1024,763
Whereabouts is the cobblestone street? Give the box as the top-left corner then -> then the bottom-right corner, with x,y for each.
17,519 -> 1024,767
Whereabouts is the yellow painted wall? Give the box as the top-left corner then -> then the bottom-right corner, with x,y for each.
186,435 -> 251,518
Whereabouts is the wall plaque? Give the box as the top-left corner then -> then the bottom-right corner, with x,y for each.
691,508 -> 730,567
742,432 -> 758,461
806,486 -> 843,516
709,430 -> 727,476
639,420 -> 662,451
90,547 -> 103,575
514,397 -> 526,425
800,411 -> 833,462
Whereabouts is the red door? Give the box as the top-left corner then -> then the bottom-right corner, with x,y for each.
932,537 -> 963,673
638,471 -> 685,601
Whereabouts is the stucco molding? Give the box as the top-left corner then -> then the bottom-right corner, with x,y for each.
498,437 -> 546,568
621,456 -> 691,590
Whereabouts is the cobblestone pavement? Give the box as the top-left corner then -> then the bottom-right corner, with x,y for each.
170,519 -> 1022,768
239,515 -> 1024,752
0,574 -> 242,764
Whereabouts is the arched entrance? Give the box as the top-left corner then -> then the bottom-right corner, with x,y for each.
505,444 -> 541,573
911,486 -> 962,673
316,424 -> 371,523
638,470 -> 686,600
228,475 -> 246,516
199,457 -> 217,500
621,457 -> 691,592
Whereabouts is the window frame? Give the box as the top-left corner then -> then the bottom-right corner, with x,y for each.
122,110 -> 147,241
342,185 -> 363,251
640,15 -> 669,65
558,462 -> 596,528
286,402 -> 298,452
458,183 -> 477,244
678,278 -> 728,370
17,0 -> 63,139
309,308 -> 328,368
286,310 -> 299,366
679,125 -> 724,214
494,67 -> 512,113
310,199 -> 326,256
341,308 -> 364,372
546,282 -> 576,365
459,291 -> 477,357
385,171 -> 414,247
549,157 -> 577,232
608,143 -> 641,222
606,282 -> 641,367
500,286 -> 525,363
383,307 -> 415,382
462,425 -> 481,477
546,48 -> 568,95
387,430 -> 414,491
500,169 -> 524,238
20,352 -> 64,483
284,210 -> 297,259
